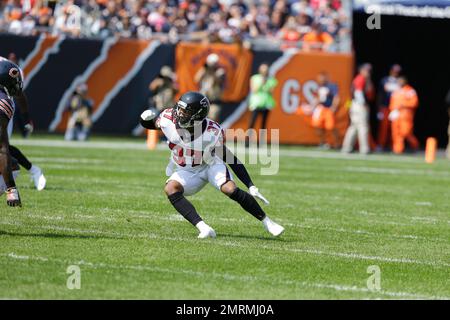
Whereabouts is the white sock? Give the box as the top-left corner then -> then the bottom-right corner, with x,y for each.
262,216 -> 272,227
195,221 -> 209,232
29,165 -> 40,174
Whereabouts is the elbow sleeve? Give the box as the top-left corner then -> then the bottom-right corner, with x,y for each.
140,118 -> 157,130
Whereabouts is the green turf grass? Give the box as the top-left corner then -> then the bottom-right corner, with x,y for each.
0,137 -> 449,299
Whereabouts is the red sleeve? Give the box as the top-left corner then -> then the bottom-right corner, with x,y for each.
352,75 -> 366,91
156,108 -> 175,128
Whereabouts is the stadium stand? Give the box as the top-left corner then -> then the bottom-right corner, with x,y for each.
0,0 -> 351,52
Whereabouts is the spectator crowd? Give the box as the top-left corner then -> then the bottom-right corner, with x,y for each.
0,0 -> 351,51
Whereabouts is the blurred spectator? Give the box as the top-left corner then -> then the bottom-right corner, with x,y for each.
247,62 -> 277,145
65,83 -> 93,141
194,53 -> 225,121
277,16 -> 301,49
302,22 -> 333,51
388,76 -> 419,154
311,71 -> 340,149
149,65 -> 177,113
52,0 -> 82,37
376,64 -> 402,151
0,0 -> 351,52
342,63 -> 375,155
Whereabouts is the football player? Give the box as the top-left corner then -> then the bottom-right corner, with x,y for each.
0,59 -> 22,206
140,91 -> 284,239
0,55 -> 46,191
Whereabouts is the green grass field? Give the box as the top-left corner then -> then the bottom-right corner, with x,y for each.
1,136 -> 449,299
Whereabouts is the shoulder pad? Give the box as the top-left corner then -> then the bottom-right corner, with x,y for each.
157,108 -> 175,128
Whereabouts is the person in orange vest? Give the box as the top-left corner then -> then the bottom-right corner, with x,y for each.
388,76 -> 419,154
302,23 -> 334,52
376,64 -> 402,151
278,16 -> 302,50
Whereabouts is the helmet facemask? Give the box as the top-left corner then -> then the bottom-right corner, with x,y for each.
176,101 -> 203,129
6,67 -> 23,97
174,92 -> 210,129
9,78 -> 22,96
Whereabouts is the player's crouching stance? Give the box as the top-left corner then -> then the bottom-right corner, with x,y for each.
140,91 -> 284,238
0,55 -> 46,191
0,60 -> 22,206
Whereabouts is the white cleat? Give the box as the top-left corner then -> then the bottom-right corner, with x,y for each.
196,221 -> 216,239
30,165 -> 46,191
198,227 -> 216,239
262,217 -> 285,237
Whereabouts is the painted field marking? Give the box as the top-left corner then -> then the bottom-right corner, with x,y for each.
3,210 -> 447,243
1,251 -> 448,300
10,139 -> 431,164
1,220 -> 449,268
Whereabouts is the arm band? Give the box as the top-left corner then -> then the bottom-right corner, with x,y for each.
140,118 -> 158,130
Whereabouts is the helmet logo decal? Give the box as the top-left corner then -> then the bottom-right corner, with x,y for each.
200,97 -> 208,108
9,68 -> 19,78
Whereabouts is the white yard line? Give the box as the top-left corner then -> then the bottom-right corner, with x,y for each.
353,211 -> 450,225
10,139 -> 149,150
34,163 -> 142,174
2,210 -> 447,242
0,221 -> 448,268
10,139 -> 433,163
2,208 -> 449,242
344,166 -> 450,178
28,157 -> 106,164
414,202 -> 433,207
1,251 -> 448,300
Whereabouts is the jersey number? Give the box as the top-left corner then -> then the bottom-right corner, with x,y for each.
170,144 -> 202,167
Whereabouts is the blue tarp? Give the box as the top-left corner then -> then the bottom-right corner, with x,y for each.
353,0 -> 450,18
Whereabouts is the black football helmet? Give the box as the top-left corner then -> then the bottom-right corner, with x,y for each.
0,59 -> 23,97
175,91 -> 210,128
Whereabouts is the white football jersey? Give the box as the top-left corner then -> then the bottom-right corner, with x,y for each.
156,108 -> 225,170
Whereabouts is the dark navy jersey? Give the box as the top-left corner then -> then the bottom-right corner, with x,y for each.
0,89 -> 14,120
379,76 -> 400,107
317,83 -> 338,108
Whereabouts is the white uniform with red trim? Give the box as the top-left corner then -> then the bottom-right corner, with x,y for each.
156,108 -> 233,196
0,56 -> 24,138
